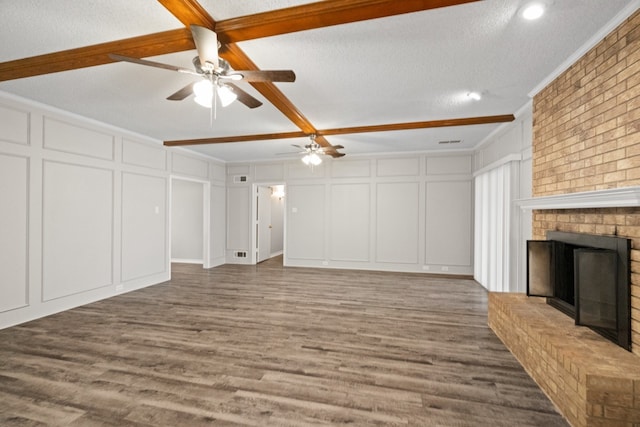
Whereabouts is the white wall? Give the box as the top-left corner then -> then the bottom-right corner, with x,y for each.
0,91 -> 226,329
226,152 -> 474,275
171,178 -> 204,263
473,102 -> 533,292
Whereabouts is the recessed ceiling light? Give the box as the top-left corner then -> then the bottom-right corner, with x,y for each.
521,2 -> 545,20
467,92 -> 481,101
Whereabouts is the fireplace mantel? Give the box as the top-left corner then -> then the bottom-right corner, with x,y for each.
515,186 -> 640,210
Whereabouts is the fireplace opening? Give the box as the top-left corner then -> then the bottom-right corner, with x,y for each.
526,231 -> 631,351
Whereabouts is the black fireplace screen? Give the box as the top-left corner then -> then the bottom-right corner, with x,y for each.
574,248 -> 617,331
526,231 -> 630,351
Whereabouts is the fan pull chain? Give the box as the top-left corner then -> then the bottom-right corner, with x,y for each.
207,76 -> 217,127
214,85 -> 218,124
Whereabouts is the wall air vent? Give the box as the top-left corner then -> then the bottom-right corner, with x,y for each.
233,175 -> 248,183
438,140 -> 462,144
234,251 -> 247,258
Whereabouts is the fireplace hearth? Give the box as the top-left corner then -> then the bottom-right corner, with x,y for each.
527,231 -> 631,351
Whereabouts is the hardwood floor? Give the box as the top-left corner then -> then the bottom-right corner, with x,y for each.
0,258 -> 568,426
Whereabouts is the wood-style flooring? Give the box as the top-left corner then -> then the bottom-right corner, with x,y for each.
0,258 -> 568,426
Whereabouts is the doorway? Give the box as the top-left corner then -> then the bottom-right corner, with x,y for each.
254,183 -> 285,264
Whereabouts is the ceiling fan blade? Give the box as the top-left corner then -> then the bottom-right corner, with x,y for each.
167,82 -> 196,101
229,70 -> 296,83
190,25 -> 219,70
109,53 -> 199,76
225,83 -> 263,109
314,135 -> 344,158
330,144 -> 344,150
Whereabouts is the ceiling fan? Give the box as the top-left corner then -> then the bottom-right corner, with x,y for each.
280,135 -> 345,165
109,25 -> 296,109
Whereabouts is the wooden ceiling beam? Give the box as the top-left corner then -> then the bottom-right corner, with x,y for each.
163,114 -> 515,146
320,115 -> 516,136
0,29 -> 193,82
0,0 -> 479,82
216,0 -> 479,43
156,0 -> 215,28
165,131 -> 308,146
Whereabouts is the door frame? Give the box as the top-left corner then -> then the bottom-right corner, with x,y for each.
250,182 -> 285,265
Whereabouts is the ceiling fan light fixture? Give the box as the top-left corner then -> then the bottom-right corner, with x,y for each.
302,152 -> 322,166
193,80 -> 213,99
194,95 -> 212,108
217,84 -> 238,107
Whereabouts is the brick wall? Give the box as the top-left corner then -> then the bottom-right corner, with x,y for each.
532,11 -> 640,357
533,10 -> 640,196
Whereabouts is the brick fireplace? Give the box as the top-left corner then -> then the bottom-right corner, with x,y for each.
488,9 -> 640,427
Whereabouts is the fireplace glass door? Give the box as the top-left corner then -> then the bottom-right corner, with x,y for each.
574,248 -> 618,332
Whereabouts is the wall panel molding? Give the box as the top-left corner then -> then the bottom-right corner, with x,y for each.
171,152 -> 209,179
375,182 -> 420,264
41,160 -> 114,301
0,103 -> 30,146
122,138 -> 167,170
43,117 -> 115,161
121,172 -> 167,282
377,158 -> 420,177
0,153 -> 29,312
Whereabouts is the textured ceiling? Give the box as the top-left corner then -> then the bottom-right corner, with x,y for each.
0,0 -> 637,162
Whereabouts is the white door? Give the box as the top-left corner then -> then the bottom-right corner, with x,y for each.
257,186 -> 272,262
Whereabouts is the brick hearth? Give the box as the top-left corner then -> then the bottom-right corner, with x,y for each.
489,293 -> 640,426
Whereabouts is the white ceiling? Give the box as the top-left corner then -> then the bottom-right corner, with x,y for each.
0,0 -> 637,162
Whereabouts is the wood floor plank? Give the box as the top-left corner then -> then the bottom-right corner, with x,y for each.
0,257 -> 568,425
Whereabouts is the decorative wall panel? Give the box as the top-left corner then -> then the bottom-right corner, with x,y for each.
0,154 -> 29,312
122,139 -> 166,170
171,153 -> 208,179
121,173 -> 167,281
0,104 -> 29,145
42,161 -> 113,300
376,182 -> 420,263
425,181 -> 472,266
43,118 -> 114,160
330,183 -> 370,262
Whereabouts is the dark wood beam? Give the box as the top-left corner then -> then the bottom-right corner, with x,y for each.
163,114 -> 515,146
156,0 -> 215,28
320,115 -> 516,136
0,29 -> 193,82
0,0 -> 479,82
216,0 -> 478,43
164,131 -> 307,146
